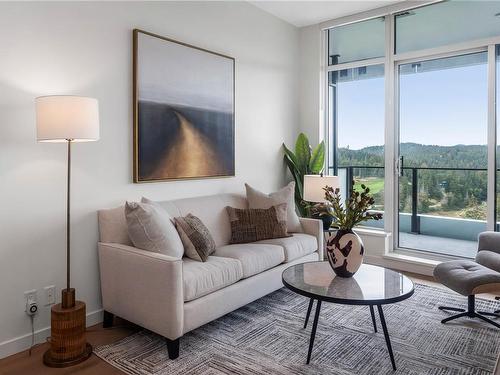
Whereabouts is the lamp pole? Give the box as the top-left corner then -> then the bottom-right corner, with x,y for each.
62,139 -> 75,309
66,139 -> 72,292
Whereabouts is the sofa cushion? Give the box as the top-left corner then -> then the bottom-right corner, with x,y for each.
245,182 -> 302,233
214,243 -> 285,278
183,256 -> 243,302
256,233 -> 317,262
124,201 -> 184,258
226,204 -> 291,244
175,214 -> 216,262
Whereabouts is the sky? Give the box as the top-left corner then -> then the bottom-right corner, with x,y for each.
336,53 -> 495,150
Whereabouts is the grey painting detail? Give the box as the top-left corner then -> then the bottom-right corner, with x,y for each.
94,284 -> 500,375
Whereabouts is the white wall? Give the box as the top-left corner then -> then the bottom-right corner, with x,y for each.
298,24 -> 322,145
0,1 -> 299,357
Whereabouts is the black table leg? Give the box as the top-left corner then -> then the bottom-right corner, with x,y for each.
377,305 -> 396,371
304,298 -> 314,329
306,300 -> 322,364
369,305 -> 378,333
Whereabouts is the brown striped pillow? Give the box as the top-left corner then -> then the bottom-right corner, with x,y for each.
174,214 -> 216,262
226,203 -> 291,244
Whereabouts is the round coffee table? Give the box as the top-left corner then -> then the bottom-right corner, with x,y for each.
282,261 -> 414,370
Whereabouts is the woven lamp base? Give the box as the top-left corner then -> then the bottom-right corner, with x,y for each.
43,290 -> 92,368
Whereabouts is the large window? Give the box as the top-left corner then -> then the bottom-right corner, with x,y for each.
325,0 -> 500,258
328,65 -> 385,226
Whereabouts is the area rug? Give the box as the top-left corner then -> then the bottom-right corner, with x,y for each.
94,284 -> 500,374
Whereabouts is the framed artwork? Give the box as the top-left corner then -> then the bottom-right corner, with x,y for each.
133,29 -> 235,182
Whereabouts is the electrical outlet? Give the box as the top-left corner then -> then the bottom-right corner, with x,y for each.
44,285 -> 56,306
24,290 -> 37,306
24,290 -> 38,315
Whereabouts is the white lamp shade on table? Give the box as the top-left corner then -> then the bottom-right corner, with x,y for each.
303,175 -> 340,203
36,96 -> 100,142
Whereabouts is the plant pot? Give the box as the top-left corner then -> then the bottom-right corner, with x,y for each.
325,229 -> 364,278
312,215 -> 333,231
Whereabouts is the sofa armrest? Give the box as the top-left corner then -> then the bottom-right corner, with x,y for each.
299,218 -> 323,260
478,231 -> 500,254
98,242 -> 184,339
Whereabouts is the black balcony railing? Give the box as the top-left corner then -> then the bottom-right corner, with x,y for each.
328,165 -> 490,235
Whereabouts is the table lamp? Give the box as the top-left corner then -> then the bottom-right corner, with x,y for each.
36,95 -> 99,367
303,174 -> 340,203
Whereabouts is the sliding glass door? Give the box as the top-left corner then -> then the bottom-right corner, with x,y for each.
397,52 -> 488,257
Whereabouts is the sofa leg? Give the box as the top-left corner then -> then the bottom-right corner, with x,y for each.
103,310 -> 114,328
166,338 -> 180,359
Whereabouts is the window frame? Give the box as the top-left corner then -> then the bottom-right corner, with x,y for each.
321,1 -> 500,255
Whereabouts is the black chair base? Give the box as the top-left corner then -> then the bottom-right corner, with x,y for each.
439,295 -> 500,329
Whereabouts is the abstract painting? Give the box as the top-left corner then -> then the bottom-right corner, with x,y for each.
133,29 -> 235,182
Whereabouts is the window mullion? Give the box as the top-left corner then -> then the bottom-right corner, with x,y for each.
487,44 -> 497,231
385,14 -> 396,247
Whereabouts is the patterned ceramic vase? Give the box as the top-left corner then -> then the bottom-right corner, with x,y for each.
326,229 -> 364,278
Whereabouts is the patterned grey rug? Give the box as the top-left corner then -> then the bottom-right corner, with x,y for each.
95,284 -> 500,374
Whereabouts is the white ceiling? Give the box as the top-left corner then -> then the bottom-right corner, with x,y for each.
250,0 -> 405,27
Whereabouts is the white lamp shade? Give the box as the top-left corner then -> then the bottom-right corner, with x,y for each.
303,175 -> 340,202
36,96 -> 100,142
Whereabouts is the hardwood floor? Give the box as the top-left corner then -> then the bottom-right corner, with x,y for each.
0,318 -> 139,375
0,275 -> 497,375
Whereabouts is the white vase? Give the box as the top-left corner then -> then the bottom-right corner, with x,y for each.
326,229 -> 364,278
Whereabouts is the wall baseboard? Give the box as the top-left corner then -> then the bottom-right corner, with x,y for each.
0,309 -> 103,360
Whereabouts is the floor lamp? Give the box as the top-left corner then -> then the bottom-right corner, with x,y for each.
36,95 -> 99,367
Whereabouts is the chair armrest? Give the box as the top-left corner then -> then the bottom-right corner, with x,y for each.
299,218 -> 323,260
98,242 -> 184,339
478,231 -> 500,254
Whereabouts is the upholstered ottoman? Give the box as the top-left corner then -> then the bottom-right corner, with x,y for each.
433,259 -> 500,328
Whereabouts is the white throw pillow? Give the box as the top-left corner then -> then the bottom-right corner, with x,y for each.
245,182 -> 302,233
124,200 -> 184,259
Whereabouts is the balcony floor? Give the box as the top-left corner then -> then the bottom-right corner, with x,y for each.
399,232 -> 477,258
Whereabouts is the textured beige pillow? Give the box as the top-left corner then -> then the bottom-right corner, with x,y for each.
226,204 -> 291,244
124,201 -> 184,259
174,214 -> 216,262
245,182 -> 302,232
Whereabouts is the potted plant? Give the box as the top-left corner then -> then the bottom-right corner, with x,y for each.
283,133 -> 325,216
323,182 -> 383,278
307,202 -> 334,230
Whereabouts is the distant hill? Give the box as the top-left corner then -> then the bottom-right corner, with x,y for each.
339,143 -> 488,169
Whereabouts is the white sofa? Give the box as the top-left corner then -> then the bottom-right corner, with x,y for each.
97,193 -> 323,358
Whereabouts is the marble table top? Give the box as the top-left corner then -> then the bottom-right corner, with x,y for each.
282,262 -> 414,305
